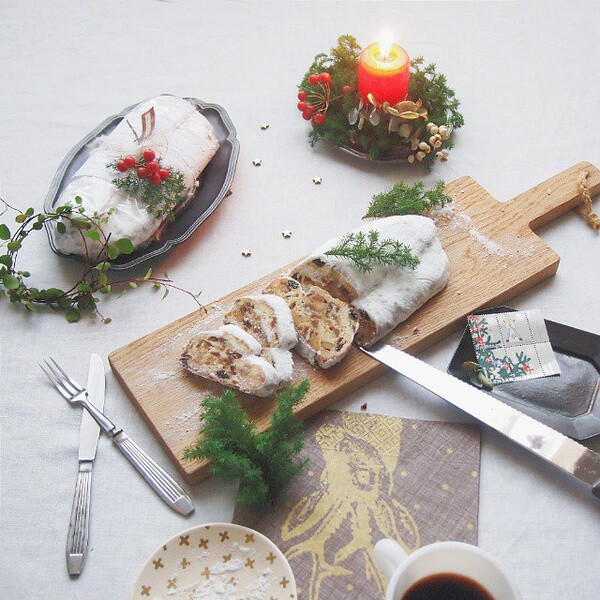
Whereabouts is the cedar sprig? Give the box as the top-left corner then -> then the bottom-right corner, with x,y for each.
0,197 -> 202,323
364,180 -> 451,219
109,162 -> 186,221
324,229 -> 420,272
183,379 -> 310,508
410,57 -> 464,130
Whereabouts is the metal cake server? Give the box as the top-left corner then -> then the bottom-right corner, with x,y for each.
66,353 -> 105,576
40,358 -> 195,517
361,343 -> 600,499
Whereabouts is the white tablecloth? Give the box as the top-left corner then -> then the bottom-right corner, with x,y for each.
1,1 -> 599,598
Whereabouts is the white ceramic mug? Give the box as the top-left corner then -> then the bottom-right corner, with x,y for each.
374,539 -> 520,600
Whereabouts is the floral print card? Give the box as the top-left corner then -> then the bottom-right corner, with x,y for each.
467,310 -> 561,384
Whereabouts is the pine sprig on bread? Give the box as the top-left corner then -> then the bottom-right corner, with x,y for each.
325,229 -> 420,272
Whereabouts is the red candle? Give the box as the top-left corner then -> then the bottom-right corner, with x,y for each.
358,40 -> 410,106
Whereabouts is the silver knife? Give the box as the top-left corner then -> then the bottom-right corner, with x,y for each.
361,343 -> 600,499
66,354 -> 105,576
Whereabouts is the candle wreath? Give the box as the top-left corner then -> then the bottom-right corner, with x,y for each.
296,35 -> 464,167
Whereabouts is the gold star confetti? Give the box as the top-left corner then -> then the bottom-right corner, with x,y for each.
260,123 -> 270,130
313,177 -> 322,184
253,159 -> 262,166
441,483 -> 449,491
471,470 -> 479,478
241,248 -> 252,257
282,230 -> 292,238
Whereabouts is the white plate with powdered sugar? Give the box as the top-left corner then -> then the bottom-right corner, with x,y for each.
131,523 -> 297,600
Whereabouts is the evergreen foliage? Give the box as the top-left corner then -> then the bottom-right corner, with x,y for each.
364,180 -> 451,218
325,229 -> 420,272
183,380 -> 310,508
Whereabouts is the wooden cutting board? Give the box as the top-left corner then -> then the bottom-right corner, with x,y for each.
109,162 -> 600,484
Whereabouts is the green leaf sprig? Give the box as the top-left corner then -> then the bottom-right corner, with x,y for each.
364,180 -> 451,219
0,197 -> 201,323
324,229 -> 420,273
183,379 -> 310,508
109,159 -> 186,221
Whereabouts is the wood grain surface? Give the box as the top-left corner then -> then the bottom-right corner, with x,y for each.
109,162 -> 600,484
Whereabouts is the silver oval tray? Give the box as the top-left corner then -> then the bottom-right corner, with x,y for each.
43,96 -> 239,270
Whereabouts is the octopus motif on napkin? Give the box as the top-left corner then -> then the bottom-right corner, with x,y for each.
234,410 -> 480,600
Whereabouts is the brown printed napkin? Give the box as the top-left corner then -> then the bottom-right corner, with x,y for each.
234,410 -> 481,600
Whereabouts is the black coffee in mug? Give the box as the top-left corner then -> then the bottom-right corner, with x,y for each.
401,572 -> 495,600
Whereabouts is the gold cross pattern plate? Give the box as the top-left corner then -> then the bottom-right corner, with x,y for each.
132,522 -> 297,599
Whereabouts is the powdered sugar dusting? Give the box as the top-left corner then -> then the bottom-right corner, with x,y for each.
155,543 -> 273,600
432,203 -> 536,259
468,226 -> 505,256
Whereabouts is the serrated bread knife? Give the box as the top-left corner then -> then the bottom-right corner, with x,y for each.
360,343 -> 600,499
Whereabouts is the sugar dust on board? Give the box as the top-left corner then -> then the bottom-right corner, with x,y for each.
401,572 -> 495,600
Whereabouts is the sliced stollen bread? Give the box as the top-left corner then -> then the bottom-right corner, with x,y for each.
264,276 -> 305,308
290,215 -> 449,347
266,277 -> 359,369
181,324 -> 291,397
223,294 -> 298,350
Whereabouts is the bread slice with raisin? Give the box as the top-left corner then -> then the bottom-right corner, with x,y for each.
223,294 -> 297,350
181,324 -> 291,397
264,276 -> 305,308
266,277 -> 358,368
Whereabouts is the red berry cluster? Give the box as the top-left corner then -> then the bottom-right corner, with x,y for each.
297,72 -> 353,126
115,149 -> 170,186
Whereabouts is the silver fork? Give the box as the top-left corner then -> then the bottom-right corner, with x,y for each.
40,358 -> 194,517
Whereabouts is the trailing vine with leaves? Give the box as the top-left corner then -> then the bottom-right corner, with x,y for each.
0,197 -> 201,323
297,35 -> 464,167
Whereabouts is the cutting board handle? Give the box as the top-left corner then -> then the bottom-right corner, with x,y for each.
506,161 -> 600,230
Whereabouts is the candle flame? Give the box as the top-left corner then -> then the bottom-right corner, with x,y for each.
378,31 -> 393,60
